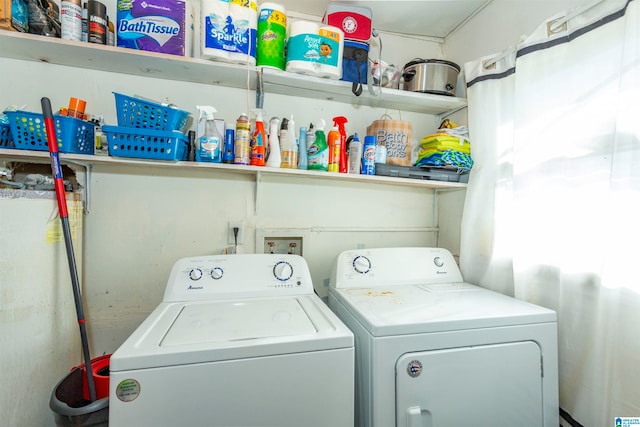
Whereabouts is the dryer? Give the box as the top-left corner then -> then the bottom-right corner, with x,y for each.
109,254 -> 354,426
328,247 -> 558,427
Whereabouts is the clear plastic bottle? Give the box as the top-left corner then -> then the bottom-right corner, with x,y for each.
298,126 -> 308,170
281,116 -> 298,168
195,106 -> 222,163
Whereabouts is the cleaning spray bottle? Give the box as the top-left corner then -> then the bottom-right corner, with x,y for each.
332,116 -> 348,173
348,132 -> 362,174
266,117 -> 281,168
327,123 -> 341,172
250,110 -> 267,166
308,119 -> 328,171
195,106 -> 222,163
281,116 -> 298,168
298,126 -> 307,170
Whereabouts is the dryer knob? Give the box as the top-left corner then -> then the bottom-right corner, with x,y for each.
211,267 -> 224,280
434,257 -> 444,268
353,256 -> 371,274
189,268 -> 203,281
273,261 -> 293,281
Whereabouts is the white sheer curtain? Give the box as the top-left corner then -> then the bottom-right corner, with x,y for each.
461,0 -> 640,425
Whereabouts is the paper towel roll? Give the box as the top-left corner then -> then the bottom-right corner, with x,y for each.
257,2 -> 287,69
201,0 -> 257,64
318,25 -> 343,79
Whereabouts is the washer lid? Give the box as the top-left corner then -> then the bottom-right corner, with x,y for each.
330,282 -> 557,337
161,299 -> 316,346
110,295 -> 354,372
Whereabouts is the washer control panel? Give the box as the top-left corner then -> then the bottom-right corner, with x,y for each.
164,254 -> 313,302
331,247 -> 464,289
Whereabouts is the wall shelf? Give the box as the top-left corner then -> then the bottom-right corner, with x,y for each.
0,148 -> 467,190
0,30 -> 467,115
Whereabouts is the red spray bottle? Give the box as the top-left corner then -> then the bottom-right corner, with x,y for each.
333,116 -> 348,173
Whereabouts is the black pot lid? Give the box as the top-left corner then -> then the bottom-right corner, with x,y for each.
403,58 -> 461,72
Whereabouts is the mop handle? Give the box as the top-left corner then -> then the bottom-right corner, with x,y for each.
41,97 -> 97,402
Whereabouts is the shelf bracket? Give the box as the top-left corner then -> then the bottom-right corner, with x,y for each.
63,159 -> 92,215
255,170 -> 262,216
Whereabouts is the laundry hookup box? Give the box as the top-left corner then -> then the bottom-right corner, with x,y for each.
117,0 -> 194,56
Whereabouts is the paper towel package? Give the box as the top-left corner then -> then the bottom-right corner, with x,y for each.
117,0 -> 193,56
201,0 -> 258,64
286,21 -> 343,79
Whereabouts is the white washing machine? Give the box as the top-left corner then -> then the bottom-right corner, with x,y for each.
109,254 -> 354,427
328,247 -> 559,427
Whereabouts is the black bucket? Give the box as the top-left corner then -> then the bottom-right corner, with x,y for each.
50,367 -> 109,427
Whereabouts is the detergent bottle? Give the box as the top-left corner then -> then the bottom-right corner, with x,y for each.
195,106 -> 222,163
308,120 -> 328,171
250,110 -> 267,166
266,117 -> 281,168
281,116 -> 298,168
327,123 -> 340,172
333,116 -> 348,173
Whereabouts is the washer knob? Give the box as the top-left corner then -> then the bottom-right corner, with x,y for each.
211,267 -> 224,280
434,257 -> 444,267
273,261 -> 293,281
353,256 -> 371,274
189,268 -> 203,281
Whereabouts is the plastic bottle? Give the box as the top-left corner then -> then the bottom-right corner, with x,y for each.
266,117 -> 281,168
250,110 -> 267,166
195,106 -> 222,162
327,124 -> 340,172
298,126 -> 308,170
308,120 -> 328,171
333,116 -> 348,173
81,2 -> 88,42
348,133 -> 362,174
234,113 -> 251,165
281,116 -> 298,168
362,135 -> 376,175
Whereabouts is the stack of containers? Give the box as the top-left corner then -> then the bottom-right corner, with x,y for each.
102,93 -> 191,161
323,3 -> 373,86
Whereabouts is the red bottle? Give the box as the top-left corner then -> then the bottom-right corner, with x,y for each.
250,111 -> 267,166
333,116 -> 348,173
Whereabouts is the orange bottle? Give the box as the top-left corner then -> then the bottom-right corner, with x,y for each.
250,111 -> 267,166
327,125 -> 341,172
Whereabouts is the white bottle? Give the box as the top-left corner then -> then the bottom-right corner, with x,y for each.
196,106 -> 222,163
281,116 -> 298,168
266,117 -> 281,168
348,132 -> 362,174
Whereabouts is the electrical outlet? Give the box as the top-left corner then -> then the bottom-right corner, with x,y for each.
228,221 -> 244,245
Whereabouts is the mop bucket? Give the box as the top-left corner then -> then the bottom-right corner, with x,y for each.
50,355 -> 111,427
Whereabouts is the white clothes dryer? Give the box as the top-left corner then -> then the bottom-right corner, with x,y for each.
328,247 -> 559,427
109,254 -> 354,427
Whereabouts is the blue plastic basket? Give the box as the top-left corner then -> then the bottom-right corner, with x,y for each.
113,92 -> 190,132
3,111 -> 95,154
103,125 -> 189,161
0,123 -> 12,148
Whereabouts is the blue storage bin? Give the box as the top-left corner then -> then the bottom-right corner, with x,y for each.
0,123 -> 13,148
113,93 -> 190,132
103,125 -> 189,161
3,111 -> 95,154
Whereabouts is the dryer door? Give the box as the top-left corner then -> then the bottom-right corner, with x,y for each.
396,341 -> 543,427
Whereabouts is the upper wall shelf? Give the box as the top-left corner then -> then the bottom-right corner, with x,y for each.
0,30 -> 467,115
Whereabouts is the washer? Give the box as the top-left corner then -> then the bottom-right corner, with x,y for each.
109,254 -> 354,426
328,247 -> 559,427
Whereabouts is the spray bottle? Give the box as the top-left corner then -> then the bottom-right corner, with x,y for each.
281,116 -> 298,168
298,126 -> 307,170
266,117 -> 281,168
327,123 -> 340,172
348,132 -> 362,174
333,116 -> 348,173
308,119 -> 328,171
195,106 -> 222,163
250,110 -> 267,166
